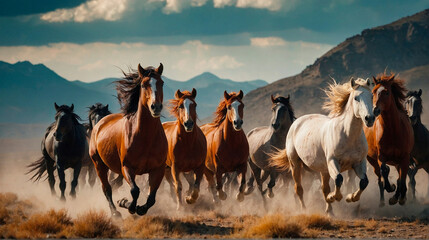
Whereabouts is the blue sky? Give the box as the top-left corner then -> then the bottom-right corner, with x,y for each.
0,0 -> 428,82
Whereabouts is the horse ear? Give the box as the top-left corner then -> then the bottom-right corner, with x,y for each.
350,77 -> 356,88
372,76 -> 379,85
238,90 -> 244,100
104,104 -> 109,110
418,89 -> 422,97
287,94 -> 290,100
156,63 -> 163,75
138,64 -> 146,78
54,102 -> 60,111
366,78 -> 371,86
70,104 -> 74,111
389,75 -> 395,82
271,94 -> 276,103
191,88 -> 197,98
224,91 -> 231,100
175,89 -> 184,99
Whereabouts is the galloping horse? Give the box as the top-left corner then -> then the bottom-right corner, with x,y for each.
28,103 -> 86,201
89,63 -> 167,217
271,78 -> 375,215
201,91 -> 249,203
364,74 -> 413,206
163,89 -> 207,209
80,103 -> 111,188
405,89 -> 429,200
245,95 -> 295,202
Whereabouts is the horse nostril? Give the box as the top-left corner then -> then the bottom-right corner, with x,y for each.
240,120 -> 243,125
234,120 -> 237,125
159,104 -> 163,110
151,104 -> 155,110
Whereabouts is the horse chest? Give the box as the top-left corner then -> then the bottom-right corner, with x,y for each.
171,140 -> 205,170
216,136 -> 248,171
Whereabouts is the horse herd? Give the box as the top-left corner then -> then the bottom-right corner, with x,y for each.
27,63 -> 429,217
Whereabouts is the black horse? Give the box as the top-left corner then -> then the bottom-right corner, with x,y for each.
405,89 -> 429,201
80,103 -> 111,188
28,103 -> 87,201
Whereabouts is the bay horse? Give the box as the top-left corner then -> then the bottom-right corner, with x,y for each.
80,103 -> 111,188
405,89 -> 429,200
89,63 -> 167,217
163,88 -> 207,209
201,90 -> 249,203
364,74 -> 414,206
28,103 -> 86,201
270,78 -> 375,215
245,95 -> 295,203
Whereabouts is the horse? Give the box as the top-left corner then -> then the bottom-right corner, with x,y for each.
364,74 -> 414,206
201,90 -> 249,203
245,94 -> 295,203
405,89 -> 429,201
79,103 -> 111,188
163,88 -> 207,209
270,78 -> 375,215
28,103 -> 87,201
89,63 -> 167,217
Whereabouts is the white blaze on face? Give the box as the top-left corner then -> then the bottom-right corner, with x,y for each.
231,100 -> 241,123
354,87 -> 373,121
149,78 -> 157,102
376,86 -> 385,96
183,98 -> 192,122
407,97 -> 416,117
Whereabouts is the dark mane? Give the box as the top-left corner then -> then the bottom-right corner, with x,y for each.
407,90 -> 422,98
273,96 -> 296,121
116,66 -> 155,117
88,103 -> 111,129
376,73 -> 407,113
169,91 -> 197,119
46,104 -> 82,138
212,92 -> 242,126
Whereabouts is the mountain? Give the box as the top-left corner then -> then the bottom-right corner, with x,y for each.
0,61 -> 266,128
243,9 -> 429,131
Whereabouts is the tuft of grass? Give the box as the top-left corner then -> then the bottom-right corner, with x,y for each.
378,226 -> 388,233
122,216 -> 185,238
294,214 -> 336,230
70,210 -> 120,238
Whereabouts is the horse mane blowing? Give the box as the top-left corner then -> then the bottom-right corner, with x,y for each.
168,90 -> 197,119
212,91 -> 243,127
374,73 -> 408,113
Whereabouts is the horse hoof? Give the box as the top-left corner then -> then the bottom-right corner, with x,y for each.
244,186 -> 254,195
117,198 -> 129,208
387,184 -> 396,193
346,194 -> 353,203
60,196 -> 66,202
399,197 -> 407,205
389,197 -> 398,205
136,205 -> 148,216
236,192 -> 244,202
218,191 -> 227,200
326,193 -> 336,203
185,196 -> 197,204
267,191 -> 274,199
112,211 -> 122,219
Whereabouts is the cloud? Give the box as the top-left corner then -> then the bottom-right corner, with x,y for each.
250,37 -> 287,47
213,0 -> 284,11
40,0 -> 128,23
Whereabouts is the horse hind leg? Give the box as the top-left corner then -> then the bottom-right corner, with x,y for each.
45,154 -> 56,196
186,164 -> 204,204
267,171 -> 279,199
136,165 -> 164,216
79,166 -> 88,189
87,164 -> 97,188
407,164 -> 417,202
204,168 -> 220,204
236,162 -> 247,202
70,161 -> 82,199
320,172 -> 333,215
118,166 -> 140,214
326,158 -> 343,202
245,160 -> 260,195
346,160 -> 369,203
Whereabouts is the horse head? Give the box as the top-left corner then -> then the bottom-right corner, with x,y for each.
270,94 -> 292,131
224,90 -> 244,131
138,63 -> 164,118
406,89 -> 423,125
53,103 -> 77,142
88,103 -> 111,130
173,88 -> 197,132
351,78 -> 375,127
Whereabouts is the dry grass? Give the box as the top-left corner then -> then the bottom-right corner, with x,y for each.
122,216 -> 186,238
295,214 -> 337,230
69,210 -> 120,238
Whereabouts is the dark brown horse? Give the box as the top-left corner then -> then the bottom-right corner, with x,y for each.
80,103 -> 111,188
163,89 -> 207,209
28,103 -> 86,201
89,63 -> 167,217
201,91 -> 249,203
405,89 -> 429,200
364,74 -> 414,206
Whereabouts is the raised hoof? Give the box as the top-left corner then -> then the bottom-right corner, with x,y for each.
244,186 -> 254,195
185,196 -> 196,204
117,198 -> 129,208
136,205 -> 148,216
236,192 -> 245,202
327,192 -> 342,203
218,191 -> 227,201
399,197 -> 407,206
346,193 -> 359,203
112,211 -> 122,219
386,184 -> 396,193
389,196 -> 398,205
267,190 -> 274,199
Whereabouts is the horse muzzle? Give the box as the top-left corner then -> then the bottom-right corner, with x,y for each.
150,103 -> 163,118
233,119 -> 243,131
184,120 -> 194,132
364,115 -> 375,127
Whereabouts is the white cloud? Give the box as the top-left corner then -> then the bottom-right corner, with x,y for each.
213,0 -> 285,11
155,0 -> 208,14
213,0 -> 235,8
40,0 -> 128,23
250,37 -> 287,47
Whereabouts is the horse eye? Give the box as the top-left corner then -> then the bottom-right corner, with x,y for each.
227,105 -> 231,110
179,104 -> 184,109
354,96 -> 358,101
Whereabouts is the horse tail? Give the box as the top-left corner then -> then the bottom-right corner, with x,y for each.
27,148 -> 53,182
268,147 -> 290,171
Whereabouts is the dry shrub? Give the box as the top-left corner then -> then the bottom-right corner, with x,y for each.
364,219 -> 378,230
294,214 -> 336,230
378,226 -> 388,233
70,210 -> 120,238
0,193 -> 18,207
0,192 -> 34,225
122,216 -> 184,238
235,214 -> 306,238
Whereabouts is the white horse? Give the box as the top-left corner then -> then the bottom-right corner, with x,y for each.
270,78 -> 375,215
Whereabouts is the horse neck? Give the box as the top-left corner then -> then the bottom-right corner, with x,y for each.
379,102 -> 402,129
175,120 -> 197,141
338,96 -> 363,139
270,118 -> 292,147
134,99 -> 160,133
222,118 -> 241,141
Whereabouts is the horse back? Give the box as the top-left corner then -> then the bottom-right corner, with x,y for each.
412,122 -> 429,167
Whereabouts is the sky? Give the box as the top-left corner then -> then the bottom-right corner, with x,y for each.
0,0 -> 428,83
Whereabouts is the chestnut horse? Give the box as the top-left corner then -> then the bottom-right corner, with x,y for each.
201,90 -> 249,203
163,89 -> 207,209
89,63 -> 167,217
364,74 -> 414,206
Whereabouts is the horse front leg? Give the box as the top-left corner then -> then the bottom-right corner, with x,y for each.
379,156 -> 396,193
326,157 -> 343,202
389,162 -> 409,205
320,172 -> 333,215
367,156 -> 385,207
136,165 -> 165,216
186,164 -> 204,204
346,159 -> 368,203
164,167 -> 177,202
171,164 -> 183,210
267,170 -> 279,199
245,160 -> 260,195
118,166 -> 140,214
45,156 -> 56,196
70,161 -> 82,199
204,167 -> 219,203
57,164 -> 67,201
216,167 -> 227,200
407,163 -> 417,202
236,163 -> 247,202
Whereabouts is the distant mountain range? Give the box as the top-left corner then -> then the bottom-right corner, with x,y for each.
0,60 -> 267,126
243,9 -> 429,130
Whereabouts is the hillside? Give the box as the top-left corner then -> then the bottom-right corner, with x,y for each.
243,9 -> 429,130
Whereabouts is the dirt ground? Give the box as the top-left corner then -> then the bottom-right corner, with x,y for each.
1,138 -> 428,238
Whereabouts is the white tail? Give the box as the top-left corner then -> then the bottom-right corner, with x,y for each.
268,147 -> 290,171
